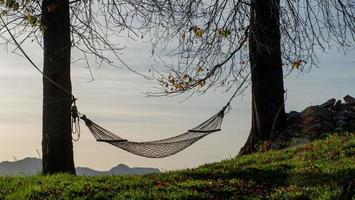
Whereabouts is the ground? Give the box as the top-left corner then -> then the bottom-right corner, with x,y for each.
0,133 -> 354,200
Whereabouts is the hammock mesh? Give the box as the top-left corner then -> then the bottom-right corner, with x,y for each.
81,109 -> 225,158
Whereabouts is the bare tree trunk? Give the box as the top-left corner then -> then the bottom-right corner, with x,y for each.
239,0 -> 286,155
41,0 -> 75,174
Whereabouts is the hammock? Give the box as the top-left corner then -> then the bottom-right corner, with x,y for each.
80,108 -> 225,158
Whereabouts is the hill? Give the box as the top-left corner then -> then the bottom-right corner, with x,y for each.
0,133 -> 353,199
75,164 -> 160,176
0,158 -> 159,176
0,158 -> 41,176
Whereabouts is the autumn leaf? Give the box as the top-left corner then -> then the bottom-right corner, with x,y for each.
292,60 -> 303,69
190,26 -> 204,38
1,10 -> 8,16
168,78 -> 175,84
194,29 -> 204,37
5,0 -> 19,11
175,83 -> 184,90
198,80 -> 205,87
218,29 -> 231,38
181,32 -> 186,40
25,14 -> 37,26
196,66 -> 204,73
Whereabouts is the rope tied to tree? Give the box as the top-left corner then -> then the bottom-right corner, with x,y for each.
72,73 -> 250,158
71,100 -> 81,141
0,15 -> 82,141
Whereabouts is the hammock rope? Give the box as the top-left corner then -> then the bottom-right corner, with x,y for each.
1,15 -> 250,158
79,108 -> 226,158
76,74 -> 249,158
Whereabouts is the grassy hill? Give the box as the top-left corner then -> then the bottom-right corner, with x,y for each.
0,133 -> 354,200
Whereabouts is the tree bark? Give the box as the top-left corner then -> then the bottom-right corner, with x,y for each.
239,0 -> 286,155
42,0 -> 75,174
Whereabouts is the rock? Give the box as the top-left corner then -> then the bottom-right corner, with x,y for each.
286,111 -> 301,124
308,123 -> 322,131
320,121 -> 336,133
320,98 -> 336,108
307,121 -> 335,136
273,96 -> 355,151
332,100 -> 342,111
288,111 -> 301,119
335,119 -> 347,128
301,106 -> 333,129
348,120 -> 355,130
347,110 -> 355,119
334,112 -> 347,121
289,123 -> 303,130
285,123 -> 303,136
344,95 -> 355,106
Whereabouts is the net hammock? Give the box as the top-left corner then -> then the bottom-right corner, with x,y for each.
79,108 -> 226,158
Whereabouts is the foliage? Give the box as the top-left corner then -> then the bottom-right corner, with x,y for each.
147,0 -> 355,96
0,133 -> 353,199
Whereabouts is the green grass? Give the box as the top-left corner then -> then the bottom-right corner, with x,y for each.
0,133 -> 354,200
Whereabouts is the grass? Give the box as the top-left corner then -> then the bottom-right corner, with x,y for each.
0,133 -> 354,200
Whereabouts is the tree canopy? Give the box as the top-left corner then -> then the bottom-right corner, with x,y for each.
139,0 -> 354,95
1,0 -> 353,87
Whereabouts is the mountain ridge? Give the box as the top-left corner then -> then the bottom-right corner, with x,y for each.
0,157 -> 159,176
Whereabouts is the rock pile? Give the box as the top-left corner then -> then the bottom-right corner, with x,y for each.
271,95 -> 355,149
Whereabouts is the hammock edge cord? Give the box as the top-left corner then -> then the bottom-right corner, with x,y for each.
80,108 -> 225,158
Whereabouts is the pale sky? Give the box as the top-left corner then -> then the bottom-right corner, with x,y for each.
0,39 -> 354,171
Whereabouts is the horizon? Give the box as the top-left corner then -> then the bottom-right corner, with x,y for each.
0,157 -> 159,171
0,38 -> 354,171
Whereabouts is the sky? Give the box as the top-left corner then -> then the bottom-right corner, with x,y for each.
0,38 -> 354,171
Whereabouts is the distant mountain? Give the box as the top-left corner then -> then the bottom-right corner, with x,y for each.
109,164 -> 160,175
0,158 -> 159,176
76,167 -> 102,176
0,157 -> 42,176
76,164 -> 160,176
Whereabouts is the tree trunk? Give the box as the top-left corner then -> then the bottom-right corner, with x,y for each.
239,0 -> 286,155
42,0 -> 75,174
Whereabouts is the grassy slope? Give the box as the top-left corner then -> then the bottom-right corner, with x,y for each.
0,133 -> 354,200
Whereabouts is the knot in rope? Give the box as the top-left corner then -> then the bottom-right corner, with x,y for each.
71,100 -> 81,141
